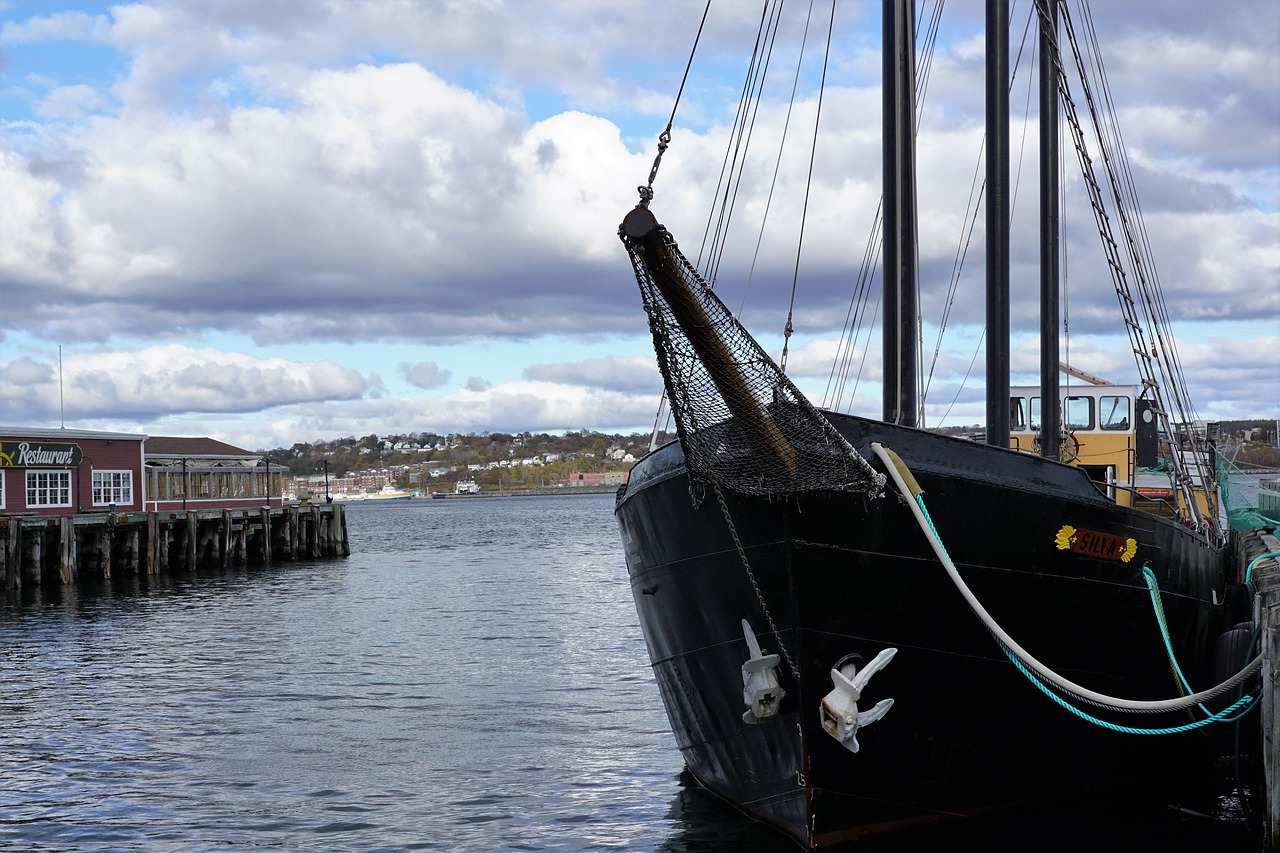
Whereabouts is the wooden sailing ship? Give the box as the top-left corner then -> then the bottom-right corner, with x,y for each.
614,1 -> 1261,848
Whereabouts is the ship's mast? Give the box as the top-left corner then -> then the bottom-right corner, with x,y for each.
985,0 -> 1010,447
1039,0 -> 1062,458
882,0 -> 919,427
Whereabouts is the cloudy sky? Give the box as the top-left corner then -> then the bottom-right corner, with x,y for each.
1,0 -> 1276,450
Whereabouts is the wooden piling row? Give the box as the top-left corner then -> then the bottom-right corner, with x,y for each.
1,504 -> 349,590
1246,528 -> 1280,853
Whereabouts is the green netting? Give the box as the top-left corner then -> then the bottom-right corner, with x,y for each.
1218,455 -> 1280,532
619,207 -> 885,500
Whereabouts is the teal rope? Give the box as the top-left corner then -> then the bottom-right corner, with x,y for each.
912,493 -> 1259,734
1141,566 -> 1213,717
1245,550 -> 1280,584
1001,641 -> 1257,734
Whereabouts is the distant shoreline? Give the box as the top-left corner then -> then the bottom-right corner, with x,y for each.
335,485 -> 620,502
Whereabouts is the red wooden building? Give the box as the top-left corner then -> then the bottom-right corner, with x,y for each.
1,426 -> 147,517
0,427 -> 280,517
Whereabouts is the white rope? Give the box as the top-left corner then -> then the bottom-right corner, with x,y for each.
870,442 -> 1261,714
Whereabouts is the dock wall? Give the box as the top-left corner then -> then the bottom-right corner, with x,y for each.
1240,528 -> 1280,852
1,504 -> 349,590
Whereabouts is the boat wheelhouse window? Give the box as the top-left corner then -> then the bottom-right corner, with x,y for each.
1029,397 -> 1041,431
1099,395 -> 1131,431
1010,397 -> 1027,431
1064,396 -> 1095,430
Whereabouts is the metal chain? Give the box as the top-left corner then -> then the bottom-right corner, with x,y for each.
711,479 -> 800,681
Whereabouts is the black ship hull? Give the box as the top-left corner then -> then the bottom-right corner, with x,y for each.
615,412 -> 1229,849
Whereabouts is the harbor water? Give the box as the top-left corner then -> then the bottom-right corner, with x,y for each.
0,494 -> 1260,851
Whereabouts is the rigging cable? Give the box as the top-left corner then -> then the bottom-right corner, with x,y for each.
826,0 -> 946,413
641,0 -> 713,449
699,1 -> 782,286
779,0 -> 838,373
736,0 -> 810,319
638,0 -> 713,207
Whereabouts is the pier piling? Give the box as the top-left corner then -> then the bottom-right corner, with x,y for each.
1251,529 -> 1280,852
0,505 -> 349,589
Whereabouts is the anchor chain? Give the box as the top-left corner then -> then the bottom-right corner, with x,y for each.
712,480 -> 800,682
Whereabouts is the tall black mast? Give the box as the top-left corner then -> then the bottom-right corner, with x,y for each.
1038,0 -> 1061,458
882,0 -> 918,427
985,0 -> 1010,446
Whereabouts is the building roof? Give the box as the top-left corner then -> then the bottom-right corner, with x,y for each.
1,426 -> 147,441
144,436 -> 258,458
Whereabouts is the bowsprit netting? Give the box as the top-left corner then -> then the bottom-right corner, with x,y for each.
620,206 -> 885,500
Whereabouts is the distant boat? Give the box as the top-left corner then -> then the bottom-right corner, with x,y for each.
455,480 -> 480,495
330,492 -> 366,502
368,484 -> 411,501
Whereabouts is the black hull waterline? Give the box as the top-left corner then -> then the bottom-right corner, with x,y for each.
615,412 -> 1228,849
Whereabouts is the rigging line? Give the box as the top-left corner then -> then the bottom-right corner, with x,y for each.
938,327 -> 985,426
923,148 -> 984,404
922,3 -> 1027,412
1007,2 -> 1038,228
834,0 -> 941,411
1062,8 -> 1208,534
738,0 -> 811,320
1064,3 -> 1215,528
779,0 -> 837,374
825,203 -> 882,409
641,0 -> 714,202
826,1 -> 941,412
710,1 -> 787,291
698,1 -> 776,280
1079,2 -> 1196,431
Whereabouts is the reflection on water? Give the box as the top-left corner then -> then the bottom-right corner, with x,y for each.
0,495 -> 1263,852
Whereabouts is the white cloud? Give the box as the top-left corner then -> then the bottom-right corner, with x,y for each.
0,0 -> 1274,448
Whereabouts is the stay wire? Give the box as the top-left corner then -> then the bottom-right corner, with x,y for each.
641,0 -> 713,203
780,0 -> 837,374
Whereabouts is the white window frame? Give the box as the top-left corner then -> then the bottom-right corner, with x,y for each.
92,470 -> 134,507
26,469 -> 73,508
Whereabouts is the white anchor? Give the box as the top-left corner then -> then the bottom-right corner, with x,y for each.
740,619 -> 786,724
819,648 -> 897,752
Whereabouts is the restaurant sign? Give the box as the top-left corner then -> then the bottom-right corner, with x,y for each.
0,441 -> 83,468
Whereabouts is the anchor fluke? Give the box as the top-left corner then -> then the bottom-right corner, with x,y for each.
741,619 -> 786,723
819,648 -> 897,752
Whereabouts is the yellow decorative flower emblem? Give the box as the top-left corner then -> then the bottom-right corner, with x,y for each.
1120,538 -> 1137,563
1054,525 -> 1076,551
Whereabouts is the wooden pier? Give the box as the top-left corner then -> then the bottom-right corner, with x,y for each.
1,504 -> 349,589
